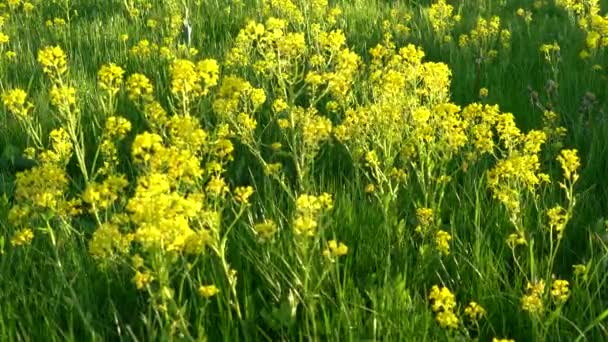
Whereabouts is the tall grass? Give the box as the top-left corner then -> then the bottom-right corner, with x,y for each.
1,0 -> 608,341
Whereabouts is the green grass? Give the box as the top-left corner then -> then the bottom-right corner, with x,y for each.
1,0 -> 608,341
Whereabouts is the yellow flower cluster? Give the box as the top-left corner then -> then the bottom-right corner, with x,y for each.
550,279 -> 570,304
434,230 -> 452,256
427,0 -> 461,43
516,8 -> 533,24
88,220 -> 133,261
556,0 -> 608,57
213,76 -> 264,141
98,63 -> 125,97
262,0 -> 304,25
459,16 -> 510,61
2,88 -> 33,119
253,219 -> 278,242
198,284 -> 220,298
464,301 -> 486,321
37,45 -> 67,79
293,193 -> 333,237
82,175 -> 129,212
322,239 -> 348,260
521,279 -> 545,314
10,228 -> 34,247
557,149 -> 580,183
169,58 -> 219,104
428,285 -> 459,329
126,73 -> 154,102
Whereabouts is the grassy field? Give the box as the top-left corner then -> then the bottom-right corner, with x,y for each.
1,0 -> 608,340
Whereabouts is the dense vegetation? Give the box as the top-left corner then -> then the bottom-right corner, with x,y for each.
1,0 -> 608,341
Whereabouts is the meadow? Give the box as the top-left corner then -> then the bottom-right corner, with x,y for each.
1,0 -> 608,340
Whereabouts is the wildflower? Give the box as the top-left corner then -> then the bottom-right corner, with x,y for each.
254,220 -> 278,241
429,285 -> 457,312
479,87 -> 489,98
550,279 -> 570,304
272,98 -> 288,113
126,73 -> 154,102
206,176 -> 229,197
131,132 -> 164,163
557,149 -> 580,183
88,222 -> 132,260
37,45 -> 68,78
573,264 -> 588,281
169,59 -> 201,98
234,186 -> 254,204
133,270 -> 153,289
364,183 -> 375,193
435,230 -> 452,255
198,284 -> 220,298
547,206 -> 568,238
49,85 -> 77,110
104,116 -> 131,140
415,207 -> 434,233
2,88 -> 33,118
428,285 -> 459,329
435,310 -> 459,329
197,59 -> 220,94
23,2 -> 35,14
10,228 -> 34,246
521,280 -> 545,314
322,239 -> 348,259
493,339 -> 515,342
464,301 -> 486,321
98,63 -> 125,96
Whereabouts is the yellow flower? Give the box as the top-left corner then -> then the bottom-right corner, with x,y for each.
126,73 -> 154,102
0,32 -> 9,44
254,220 -> 278,242
364,183 -> 375,193
49,85 -> 77,110
98,63 -> 125,96
493,338 -> 515,342
521,280 -> 545,314
435,230 -> 452,255
479,87 -> 489,98
2,88 -> 33,118
37,45 -> 68,78
10,228 -> 34,246
464,301 -> 486,321
132,270 -> 153,289
234,185 -> 254,204
206,176 -> 229,197
272,98 -> 288,113
435,310 -> 459,329
547,206 -> 568,238
88,222 -> 132,260
198,284 -> 220,298
551,279 -> 570,304
573,264 -> 588,281
322,239 -> 349,259
104,115 -> 132,139
557,149 -> 580,183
